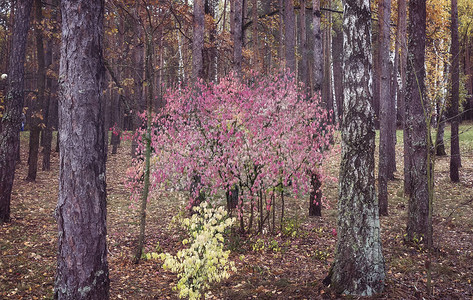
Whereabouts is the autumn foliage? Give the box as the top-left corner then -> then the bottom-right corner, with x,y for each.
126,72 -> 335,232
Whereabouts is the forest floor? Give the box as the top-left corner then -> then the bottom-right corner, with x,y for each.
1,124 -> 473,300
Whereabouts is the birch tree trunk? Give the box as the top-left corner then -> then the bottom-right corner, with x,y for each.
330,0 -> 385,294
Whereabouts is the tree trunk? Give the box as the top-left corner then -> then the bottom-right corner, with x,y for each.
308,0 -> 324,217
450,0 -> 460,182
312,0 -> 322,94
377,0 -> 392,216
405,0 -> 431,244
435,108 -> 446,156
396,0 -> 410,195
332,24 -> 343,121
284,0 -> 295,73
251,0 -> 260,72
41,33 -> 54,171
308,172 -> 322,216
0,0 -> 32,223
233,0 -> 243,74
330,0 -> 385,295
26,0 -> 46,182
134,28 -> 154,264
55,0 -> 109,298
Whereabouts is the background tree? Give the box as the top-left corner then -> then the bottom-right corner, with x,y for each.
193,0 -> 205,79
450,0 -> 460,182
55,0 -> 109,298
232,0 -> 243,74
284,0 -> 295,73
405,0 -> 431,244
377,0 -> 392,216
25,0 -> 45,182
329,0 -> 385,295
308,0 -> 324,218
0,0 -> 32,223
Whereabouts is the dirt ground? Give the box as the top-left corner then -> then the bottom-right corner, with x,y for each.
1,125 -> 472,299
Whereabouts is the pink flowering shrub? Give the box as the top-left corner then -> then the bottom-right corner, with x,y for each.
126,72 -> 334,232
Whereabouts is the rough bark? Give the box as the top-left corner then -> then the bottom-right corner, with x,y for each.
450,0 -> 460,182
26,0 -> 46,182
284,0 -> 295,73
54,0 -> 109,298
405,0 -> 431,243
233,0 -> 243,74
0,0 -> 32,223
330,0 -> 385,295
377,0 -> 392,216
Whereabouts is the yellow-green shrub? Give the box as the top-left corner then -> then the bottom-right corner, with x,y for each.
149,203 -> 236,300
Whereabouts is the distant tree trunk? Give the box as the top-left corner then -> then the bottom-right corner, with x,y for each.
332,25 -> 343,121
26,0 -> 46,182
372,29 -> 380,129
312,0 -> 323,93
322,9 -> 333,115
55,0 -> 109,298
204,0 -> 217,81
450,0 -> 460,182
330,0 -> 385,295
299,0 -> 308,87
251,0 -> 260,72
284,0 -> 295,73
131,10 -> 144,158
435,107 -> 446,156
41,34 -> 54,171
377,0 -> 392,216
309,0 -> 323,217
134,28 -> 155,264
0,0 -> 32,223
405,0 -> 431,243
233,0 -> 243,74
396,0 -> 410,195
278,0 -> 284,62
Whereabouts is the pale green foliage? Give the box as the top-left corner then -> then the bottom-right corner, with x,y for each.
149,203 -> 236,300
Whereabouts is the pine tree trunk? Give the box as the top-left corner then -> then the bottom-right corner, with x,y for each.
0,0 -> 32,223
26,0 -> 46,182
405,0 -> 431,244
450,0 -> 460,182
330,0 -> 385,294
55,0 -> 109,299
